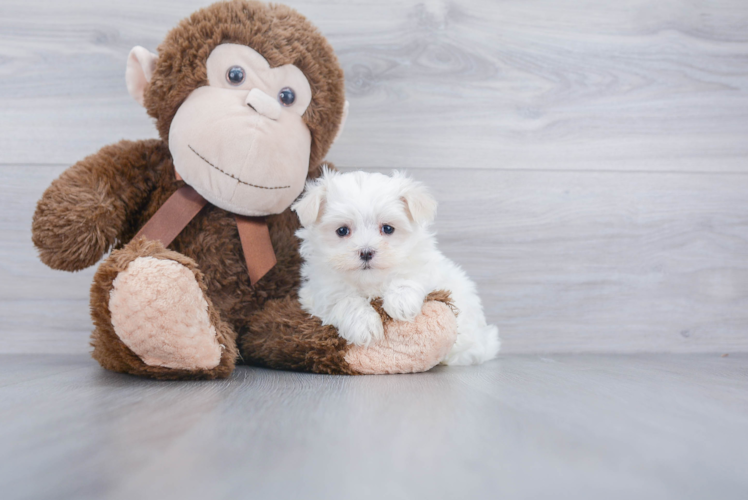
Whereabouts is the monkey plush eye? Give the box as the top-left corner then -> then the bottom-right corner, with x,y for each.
381,224 -> 395,235
226,66 -> 245,85
278,87 -> 296,106
336,226 -> 350,237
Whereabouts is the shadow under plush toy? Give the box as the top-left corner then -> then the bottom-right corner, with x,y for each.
31,0 -> 458,379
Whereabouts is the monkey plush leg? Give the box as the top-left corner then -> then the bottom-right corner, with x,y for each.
90,238 -> 238,380
240,291 -> 458,375
345,292 -> 458,374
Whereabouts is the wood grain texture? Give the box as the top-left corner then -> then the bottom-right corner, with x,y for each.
417,167 -> 748,353
1,0 -> 747,354
2,165 -> 747,354
0,0 -> 747,171
1,353 -> 747,499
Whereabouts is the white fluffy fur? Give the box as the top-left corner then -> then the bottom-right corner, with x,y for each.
292,168 -> 500,365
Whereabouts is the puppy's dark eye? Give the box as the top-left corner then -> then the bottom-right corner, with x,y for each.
381,224 -> 395,235
227,66 -> 245,85
278,87 -> 296,106
336,226 -> 350,237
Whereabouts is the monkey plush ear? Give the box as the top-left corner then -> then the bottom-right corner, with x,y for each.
332,101 -> 350,143
292,168 -> 334,227
125,46 -> 158,106
397,172 -> 438,226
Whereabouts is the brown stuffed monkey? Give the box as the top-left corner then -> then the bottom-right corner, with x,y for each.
31,0 -> 458,380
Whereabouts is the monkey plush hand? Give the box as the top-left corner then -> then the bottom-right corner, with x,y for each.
31,0 -> 458,379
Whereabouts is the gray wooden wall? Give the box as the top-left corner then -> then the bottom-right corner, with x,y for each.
2,0 -> 747,354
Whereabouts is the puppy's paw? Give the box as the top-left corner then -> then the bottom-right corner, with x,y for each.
337,305 -> 384,346
383,280 -> 427,322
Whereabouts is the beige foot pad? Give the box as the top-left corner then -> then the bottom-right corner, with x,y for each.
109,256 -> 222,370
344,300 -> 458,374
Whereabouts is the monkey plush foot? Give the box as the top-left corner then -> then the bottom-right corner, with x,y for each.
344,293 -> 458,374
241,291 -> 457,375
109,256 -> 222,370
90,238 -> 238,380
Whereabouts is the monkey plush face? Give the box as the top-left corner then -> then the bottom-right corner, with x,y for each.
169,44 -> 314,216
124,1 -> 347,216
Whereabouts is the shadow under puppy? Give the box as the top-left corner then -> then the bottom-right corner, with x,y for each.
292,168 -> 500,365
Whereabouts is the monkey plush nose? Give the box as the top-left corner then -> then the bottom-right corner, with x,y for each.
359,249 -> 375,262
246,88 -> 281,120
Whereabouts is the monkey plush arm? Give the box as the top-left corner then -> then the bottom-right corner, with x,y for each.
32,139 -> 167,271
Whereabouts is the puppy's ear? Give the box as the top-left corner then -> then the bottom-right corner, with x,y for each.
292,172 -> 330,227
398,173 -> 437,226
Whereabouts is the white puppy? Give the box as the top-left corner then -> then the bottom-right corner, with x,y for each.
291,168 -> 500,365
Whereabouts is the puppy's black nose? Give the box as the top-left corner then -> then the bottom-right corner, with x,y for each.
359,249 -> 375,262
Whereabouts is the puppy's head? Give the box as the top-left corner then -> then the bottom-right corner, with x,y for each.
292,168 -> 437,277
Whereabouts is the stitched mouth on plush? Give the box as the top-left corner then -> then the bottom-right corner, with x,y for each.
187,145 -> 291,191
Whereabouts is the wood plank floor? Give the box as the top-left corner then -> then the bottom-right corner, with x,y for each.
2,3 -> 746,498
1,354 -> 746,500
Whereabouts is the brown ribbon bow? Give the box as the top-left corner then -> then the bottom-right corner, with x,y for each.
134,183 -> 277,286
